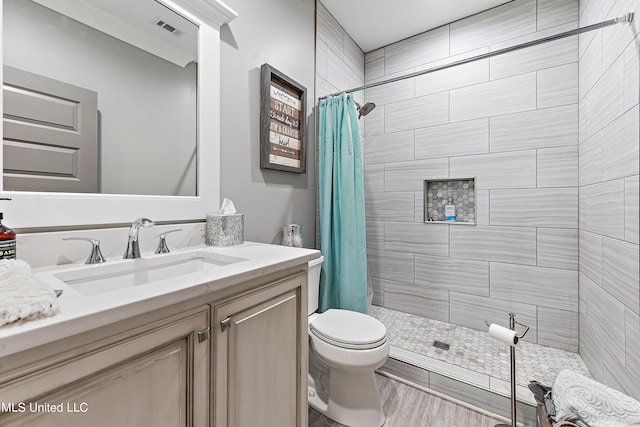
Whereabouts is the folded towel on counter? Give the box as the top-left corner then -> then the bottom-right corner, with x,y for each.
0,259 -> 59,327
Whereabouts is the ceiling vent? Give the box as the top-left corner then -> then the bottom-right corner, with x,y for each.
153,18 -> 181,36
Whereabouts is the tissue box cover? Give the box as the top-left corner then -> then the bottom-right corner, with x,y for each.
206,214 -> 244,246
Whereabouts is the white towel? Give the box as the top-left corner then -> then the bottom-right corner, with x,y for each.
0,259 -> 59,327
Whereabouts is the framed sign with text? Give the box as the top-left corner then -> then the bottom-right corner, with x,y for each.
260,64 -> 307,173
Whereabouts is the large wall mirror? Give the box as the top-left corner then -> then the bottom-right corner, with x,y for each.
1,0 -> 235,228
3,0 -> 197,196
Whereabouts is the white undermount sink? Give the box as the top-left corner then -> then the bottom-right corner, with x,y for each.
55,250 -> 246,296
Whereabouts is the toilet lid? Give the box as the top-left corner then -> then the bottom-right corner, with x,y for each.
310,309 -> 387,350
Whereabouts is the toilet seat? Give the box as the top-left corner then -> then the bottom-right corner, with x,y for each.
310,309 -> 387,350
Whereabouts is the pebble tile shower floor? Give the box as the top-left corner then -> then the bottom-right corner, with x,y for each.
370,306 -> 590,390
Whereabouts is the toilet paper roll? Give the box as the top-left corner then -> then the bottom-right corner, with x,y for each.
488,323 -> 519,346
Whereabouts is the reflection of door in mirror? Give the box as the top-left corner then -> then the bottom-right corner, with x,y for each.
2,0 -> 198,196
3,66 -> 99,193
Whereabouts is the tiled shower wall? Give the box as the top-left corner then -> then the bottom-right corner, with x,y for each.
362,0 -> 582,353
577,0 -> 640,399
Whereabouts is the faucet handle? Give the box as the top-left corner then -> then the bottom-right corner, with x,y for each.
63,237 -> 106,264
155,229 -> 182,254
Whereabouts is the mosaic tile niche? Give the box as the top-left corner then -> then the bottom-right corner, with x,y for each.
424,178 -> 476,224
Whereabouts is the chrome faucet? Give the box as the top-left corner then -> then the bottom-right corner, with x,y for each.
123,218 -> 154,259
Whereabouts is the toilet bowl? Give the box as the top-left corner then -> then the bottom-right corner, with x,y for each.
307,256 -> 389,427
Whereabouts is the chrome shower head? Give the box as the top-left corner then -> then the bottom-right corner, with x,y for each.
355,101 -> 376,118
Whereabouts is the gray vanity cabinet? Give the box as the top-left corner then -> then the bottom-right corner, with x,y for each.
0,307 -> 210,427
213,273 -> 308,427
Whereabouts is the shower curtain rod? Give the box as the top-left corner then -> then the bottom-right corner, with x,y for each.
318,13 -> 634,101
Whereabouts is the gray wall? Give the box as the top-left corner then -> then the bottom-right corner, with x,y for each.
4,0 -> 197,196
314,2 -> 365,247
220,0 -> 316,247
361,0 -> 581,352
578,0 -> 640,399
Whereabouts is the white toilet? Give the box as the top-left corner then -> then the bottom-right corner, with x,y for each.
307,256 -> 389,427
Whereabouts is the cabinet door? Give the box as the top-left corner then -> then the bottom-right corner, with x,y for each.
0,308 -> 210,427
214,274 -> 307,427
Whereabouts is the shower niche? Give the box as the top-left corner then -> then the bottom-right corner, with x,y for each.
424,178 -> 476,225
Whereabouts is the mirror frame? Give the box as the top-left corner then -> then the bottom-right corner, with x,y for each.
0,0 -> 237,229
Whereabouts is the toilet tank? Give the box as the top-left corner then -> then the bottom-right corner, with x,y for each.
307,256 -> 324,315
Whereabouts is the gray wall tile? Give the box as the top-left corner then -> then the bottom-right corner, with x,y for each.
449,293 -> 538,342
384,222 -> 449,256
364,49 -> 384,82
414,191 -> 424,223
489,188 -> 578,227
415,58 -> 489,97
579,317 -> 605,382
537,228 -> 579,270
450,72 -> 537,122
579,230 -> 603,285
384,25 -> 449,75
450,151 -> 537,190
344,34 -> 364,77
415,119 -> 489,160
415,254 -> 489,297
580,179 -> 626,239
602,106 -> 640,181
490,263 -> 579,312
537,0 -> 579,30
326,48 -> 361,93
430,373 -> 537,426
365,192 -> 415,222
538,63 -> 579,108
379,358 -> 430,388
476,190 -> 490,226
364,77 -> 414,106
449,0 -> 537,55
579,29 -> 602,100
538,146 -> 579,188
626,176 -> 639,244
490,37 -> 577,80
578,134 -> 602,186
364,130 -> 414,165
384,280 -> 450,322
316,2 -> 343,57
585,281 -> 627,364
602,237 -> 639,314
364,164 -> 384,192
363,105 -> 385,137
385,158 -> 449,192
585,56 -> 624,138
624,41 -> 640,111
489,104 -> 578,152
626,309 -> 640,390
371,277 -> 384,306
368,248 -> 415,284
450,226 -> 537,265
537,307 -> 579,352
366,220 -> 384,249
385,92 -> 449,133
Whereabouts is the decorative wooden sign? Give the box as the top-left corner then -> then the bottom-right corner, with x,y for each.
260,64 -> 306,173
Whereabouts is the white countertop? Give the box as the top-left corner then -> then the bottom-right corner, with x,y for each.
0,242 -> 320,358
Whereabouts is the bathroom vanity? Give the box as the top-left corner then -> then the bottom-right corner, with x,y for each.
0,243 -> 318,427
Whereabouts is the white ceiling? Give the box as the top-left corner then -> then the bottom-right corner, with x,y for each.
321,0 -> 513,52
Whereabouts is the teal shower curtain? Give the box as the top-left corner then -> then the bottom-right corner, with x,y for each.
317,94 -> 368,314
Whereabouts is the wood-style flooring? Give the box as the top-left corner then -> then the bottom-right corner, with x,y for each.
308,374 -> 505,427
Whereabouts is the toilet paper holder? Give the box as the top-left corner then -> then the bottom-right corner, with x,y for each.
484,315 -> 530,342
485,313 -> 530,427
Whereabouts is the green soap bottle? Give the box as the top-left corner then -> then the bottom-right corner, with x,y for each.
0,213 -> 17,260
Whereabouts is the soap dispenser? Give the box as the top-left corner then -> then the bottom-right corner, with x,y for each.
444,197 -> 457,222
0,212 -> 16,260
